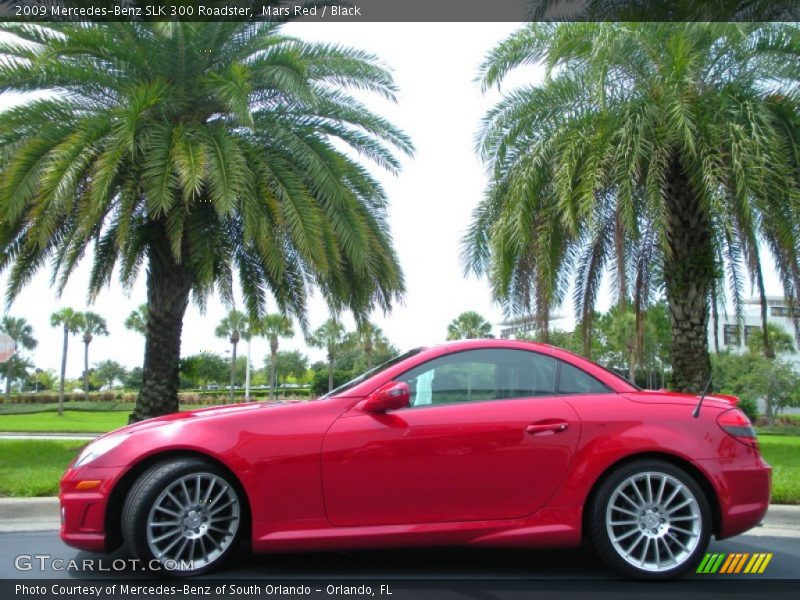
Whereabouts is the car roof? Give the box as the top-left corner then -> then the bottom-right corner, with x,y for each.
331,338 -> 638,398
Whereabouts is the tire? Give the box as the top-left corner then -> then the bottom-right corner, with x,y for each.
122,457 -> 244,577
587,459 -> 712,579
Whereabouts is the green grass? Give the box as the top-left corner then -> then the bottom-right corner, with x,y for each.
0,410 -> 130,433
0,401 -> 133,415
0,405 -> 223,432
759,434 -> 800,505
756,424 -> 800,437
0,440 -> 85,496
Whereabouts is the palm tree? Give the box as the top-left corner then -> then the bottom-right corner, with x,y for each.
309,319 -> 345,393
446,311 -> 494,340
50,308 -> 85,415
124,305 -> 148,336
80,312 -> 109,397
257,314 -> 294,400
356,321 -> 384,369
0,23 -> 411,421
465,23 -> 800,392
0,316 -> 37,399
215,310 -> 249,403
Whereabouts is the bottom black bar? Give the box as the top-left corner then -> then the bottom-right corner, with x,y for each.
2,579 -> 799,600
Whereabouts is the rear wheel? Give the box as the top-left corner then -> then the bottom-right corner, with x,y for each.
122,458 -> 243,576
588,459 -> 711,579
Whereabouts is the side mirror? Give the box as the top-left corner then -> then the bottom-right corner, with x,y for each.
362,381 -> 410,413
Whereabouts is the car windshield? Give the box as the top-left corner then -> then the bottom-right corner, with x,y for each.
321,347 -> 426,398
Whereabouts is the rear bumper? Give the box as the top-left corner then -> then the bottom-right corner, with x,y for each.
697,454 -> 771,539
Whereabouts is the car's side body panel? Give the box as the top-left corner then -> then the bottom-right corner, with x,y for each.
320,396 -> 581,526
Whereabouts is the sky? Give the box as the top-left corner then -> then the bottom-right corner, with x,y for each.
0,22 -> 787,378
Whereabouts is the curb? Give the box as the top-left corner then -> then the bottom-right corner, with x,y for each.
0,497 -> 61,532
0,499 -> 797,535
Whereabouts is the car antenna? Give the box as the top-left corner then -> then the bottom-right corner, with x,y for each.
692,376 -> 714,418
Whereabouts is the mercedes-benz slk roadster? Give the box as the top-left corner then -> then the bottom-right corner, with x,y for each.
60,339 -> 770,578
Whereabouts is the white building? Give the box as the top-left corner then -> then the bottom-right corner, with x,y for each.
707,295 -> 799,365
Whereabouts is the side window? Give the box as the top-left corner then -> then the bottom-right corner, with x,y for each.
397,349 -> 557,407
557,360 -> 610,394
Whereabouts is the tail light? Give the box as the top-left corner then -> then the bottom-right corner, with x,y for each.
717,408 -> 758,449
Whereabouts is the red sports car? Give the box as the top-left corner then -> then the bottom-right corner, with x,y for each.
59,339 -> 771,579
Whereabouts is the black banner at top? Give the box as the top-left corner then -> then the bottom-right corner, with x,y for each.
1,0 -> 799,23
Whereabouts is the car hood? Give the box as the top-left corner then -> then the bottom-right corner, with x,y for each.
110,401 -> 296,436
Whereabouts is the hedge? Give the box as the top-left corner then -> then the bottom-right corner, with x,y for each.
0,387 -> 313,405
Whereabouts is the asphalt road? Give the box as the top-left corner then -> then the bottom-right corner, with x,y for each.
0,529 -> 797,580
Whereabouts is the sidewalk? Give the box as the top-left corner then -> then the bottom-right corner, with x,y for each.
1,497 -> 798,535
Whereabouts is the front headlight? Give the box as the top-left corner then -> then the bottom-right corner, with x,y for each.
73,433 -> 129,468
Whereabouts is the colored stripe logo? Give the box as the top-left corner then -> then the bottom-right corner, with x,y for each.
696,552 -> 773,574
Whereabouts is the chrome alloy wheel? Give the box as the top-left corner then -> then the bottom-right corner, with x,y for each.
146,472 -> 240,571
605,471 -> 702,573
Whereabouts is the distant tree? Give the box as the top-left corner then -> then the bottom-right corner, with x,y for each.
356,321 -> 383,369
81,312 -> 109,397
523,328 -> 584,354
124,367 -> 144,391
215,310 -> 249,402
447,311 -> 493,340
0,316 -> 37,398
50,308 -> 85,415
5,355 -> 32,393
256,314 -> 294,399
33,368 -> 58,392
309,319 -> 346,393
311,369 -> 352,396
597,306 -> 638,382
747,323 -> 795,355
265,350 -> 308,387
94,360 -> 127,389
180,353 -> 229,390
124,305 -> 148,336
713,352 -> 800,424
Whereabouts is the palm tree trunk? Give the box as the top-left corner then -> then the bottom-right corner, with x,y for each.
711,283 -> 720,354
58,325 -> 68,417
83,340 -> 90,399
229,341 -> 237,403
663,154 -> 714,393
629,348 -> 636,383
269,339 -> 278,400
130,234 -> 192,423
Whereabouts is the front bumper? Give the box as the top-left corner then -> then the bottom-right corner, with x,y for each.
59,466 -> 121,552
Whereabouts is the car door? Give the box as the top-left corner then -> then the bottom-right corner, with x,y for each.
320,348 -> 582,527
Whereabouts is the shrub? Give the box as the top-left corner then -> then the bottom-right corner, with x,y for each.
737,397 -> 759,422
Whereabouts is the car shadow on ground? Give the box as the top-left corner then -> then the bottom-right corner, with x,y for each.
68,543 -> 606,579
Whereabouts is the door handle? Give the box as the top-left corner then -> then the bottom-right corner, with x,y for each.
526,421 -> 569,435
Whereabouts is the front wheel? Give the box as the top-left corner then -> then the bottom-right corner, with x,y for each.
588,459 -> 711,579
122,458 -> 243,576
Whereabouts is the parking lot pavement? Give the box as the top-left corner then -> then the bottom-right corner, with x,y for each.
0,529 -> 797,580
